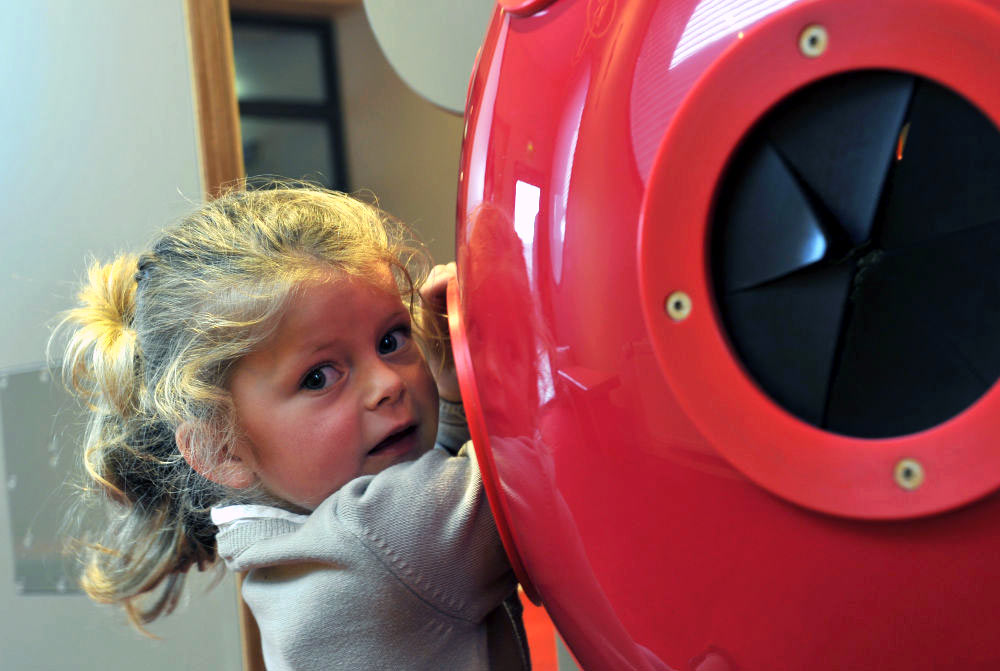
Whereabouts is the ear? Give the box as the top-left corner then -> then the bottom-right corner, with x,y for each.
175,422 -> 256,489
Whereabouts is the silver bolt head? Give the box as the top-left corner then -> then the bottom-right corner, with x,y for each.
894,458 -> 925,491
666,291 -> 692,321
799,24 -> 828,58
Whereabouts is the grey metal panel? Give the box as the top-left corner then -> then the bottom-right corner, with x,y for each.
0,364 -> 92,594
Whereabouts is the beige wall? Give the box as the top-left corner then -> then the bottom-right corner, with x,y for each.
335,5 -> 466,265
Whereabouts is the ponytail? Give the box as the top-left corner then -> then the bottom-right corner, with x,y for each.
62,256 -> 140,419
56,255 -> 219,631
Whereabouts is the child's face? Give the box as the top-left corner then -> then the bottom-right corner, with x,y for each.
226,270 -> 440,510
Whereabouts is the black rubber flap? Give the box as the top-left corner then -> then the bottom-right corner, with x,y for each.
765,71 -> 914,245
725,265 -> 852,426
712,70 -> 1000,438
826,224 -> 1000,437
878,78 -> 1000,249
716,140 -> 829,292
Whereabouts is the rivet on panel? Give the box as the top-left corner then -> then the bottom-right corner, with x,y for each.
799,24 -> 828,58
894,458 -> 924,491
666,291 -> 692,321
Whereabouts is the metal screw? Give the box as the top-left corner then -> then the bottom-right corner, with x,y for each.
894,458 -> 924,491
666,291 -> 692,321
799,24 -> 828,58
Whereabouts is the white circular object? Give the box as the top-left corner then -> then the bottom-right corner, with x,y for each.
363,0 -> 497,114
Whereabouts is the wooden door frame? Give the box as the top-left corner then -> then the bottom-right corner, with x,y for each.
185,0 -> 244,198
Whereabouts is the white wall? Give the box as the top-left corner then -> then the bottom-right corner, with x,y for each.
0,2 -> 241,669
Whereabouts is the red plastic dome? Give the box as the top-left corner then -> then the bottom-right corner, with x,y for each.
450,1 -> 1000,668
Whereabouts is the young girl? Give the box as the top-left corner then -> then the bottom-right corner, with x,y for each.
56,186 -> 529,670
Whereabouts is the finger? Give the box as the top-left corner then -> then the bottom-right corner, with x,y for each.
420,263 -> 456,304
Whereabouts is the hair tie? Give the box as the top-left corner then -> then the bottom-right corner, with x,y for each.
135,261 -> 152,285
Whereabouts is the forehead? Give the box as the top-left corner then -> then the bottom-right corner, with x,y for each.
278,269 -> 404,333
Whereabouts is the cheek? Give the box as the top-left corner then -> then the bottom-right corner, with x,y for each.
311,406 -> 363,448
260,406 -> 361,471
272,411 -> 365,506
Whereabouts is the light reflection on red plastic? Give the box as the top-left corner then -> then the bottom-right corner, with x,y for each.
499,0 -> 560,16
447,277 -> 539,603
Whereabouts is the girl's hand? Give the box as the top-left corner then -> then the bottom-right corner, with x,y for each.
420,262 -> 461,402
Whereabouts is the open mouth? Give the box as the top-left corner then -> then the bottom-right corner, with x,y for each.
368,424 -> 417,456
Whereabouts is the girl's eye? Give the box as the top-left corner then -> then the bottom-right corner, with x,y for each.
301,365 -> 340,391
378,327 -> 410,355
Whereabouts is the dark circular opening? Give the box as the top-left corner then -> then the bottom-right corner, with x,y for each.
710,70 -> 1000,438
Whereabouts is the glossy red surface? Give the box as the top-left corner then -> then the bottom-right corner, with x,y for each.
452,1 -> 1000,669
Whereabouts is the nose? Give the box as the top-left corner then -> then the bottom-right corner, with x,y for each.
363,359 -> 406,410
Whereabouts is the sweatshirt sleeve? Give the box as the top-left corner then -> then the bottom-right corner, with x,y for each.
436,398 -> 471,455
330,440 -> 515,624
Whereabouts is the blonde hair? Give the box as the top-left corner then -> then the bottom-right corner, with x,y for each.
54,185 -> 432,629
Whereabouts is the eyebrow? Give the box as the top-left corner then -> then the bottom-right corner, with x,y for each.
303,339 -> 343,357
